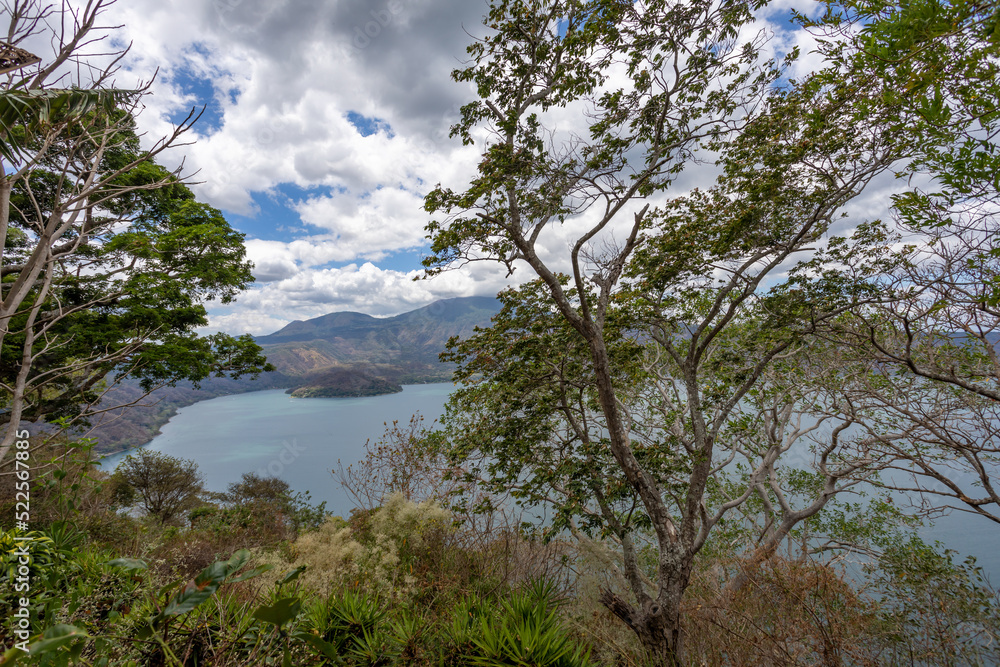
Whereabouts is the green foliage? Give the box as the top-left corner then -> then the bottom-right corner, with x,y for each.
469,584 -> 592,667
0,108 -> 272,432
419,0 -> 995,658
871,536 -> 1000,665
205,472 -> 329,543
113,450 -> 204,524
1,623 -> 92,667
424,0 -> 775,276
0,524 -> 140,663
308,589 -> 386,650
252,596 -> 302,629
8,470 -> 999,667
0,88 -> 140,163
439,280 -> 651,538
152,549 -> 269,623
3,1 -> 997,664
805,0 -> 1000,306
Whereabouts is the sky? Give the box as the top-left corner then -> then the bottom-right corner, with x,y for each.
67,0 -> 877,337
95,0 -> 499,335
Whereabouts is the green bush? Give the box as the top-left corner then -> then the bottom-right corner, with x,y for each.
871,536 -> 1000,665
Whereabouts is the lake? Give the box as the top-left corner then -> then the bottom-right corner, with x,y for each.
98,384 -> 1000,581
97,384 -> 454,519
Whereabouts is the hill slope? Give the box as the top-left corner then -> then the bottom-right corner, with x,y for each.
256,296 -> 501,374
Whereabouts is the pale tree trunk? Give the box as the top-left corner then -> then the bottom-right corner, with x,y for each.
0,259 -> 53,465
0,174 -> 10,321
582,333 -> 696,664
0,174 -> 10,276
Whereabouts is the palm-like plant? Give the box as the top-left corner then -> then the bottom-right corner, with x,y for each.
0,41 -> 137,164
0,87 -> 139,163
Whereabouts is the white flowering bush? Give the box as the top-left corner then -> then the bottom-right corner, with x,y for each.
259,493 -> 453,596
359,493 -> 453,592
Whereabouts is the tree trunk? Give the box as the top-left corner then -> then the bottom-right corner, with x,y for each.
0,175 -> 11,276
600,589 -> 685,666
0,176 -> 10,323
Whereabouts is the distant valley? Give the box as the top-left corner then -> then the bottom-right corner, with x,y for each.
86,296 -> 500,453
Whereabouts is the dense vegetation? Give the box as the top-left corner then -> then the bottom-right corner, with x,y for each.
421,0 -> 1000,660
3,433 -> 1000,666
287,368 -> 402,398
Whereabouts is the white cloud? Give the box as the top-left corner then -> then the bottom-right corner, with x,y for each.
106,0 -> 483,213
205,261 -> 508,334
86,0 -> 899,338
293,187 -> 430,258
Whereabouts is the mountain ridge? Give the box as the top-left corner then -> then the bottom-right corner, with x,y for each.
256,296 -> 501,375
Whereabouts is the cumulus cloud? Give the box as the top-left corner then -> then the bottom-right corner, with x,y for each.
108,0 -> 483,209
293,187 -> 430,257
206,260 -> 509,335
92,0 -> 496,334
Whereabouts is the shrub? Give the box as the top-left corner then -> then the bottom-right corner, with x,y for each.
360,493 -> 452,592
262,494 -> 452,597
259,516 -> 363,592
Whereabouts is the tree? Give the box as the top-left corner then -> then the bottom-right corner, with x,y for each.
222,472 -> 329,535
795,0 -> 1000,525
815,207 -> 1000,524
224,472 -> 295,508
336,415 -> 466,512
423,0 -> 935,661
113,449 -> 204,524
0,0 -> 271,468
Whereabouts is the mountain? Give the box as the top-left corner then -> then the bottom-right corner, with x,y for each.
84,297 -> 501,453
255,296 -> 501,374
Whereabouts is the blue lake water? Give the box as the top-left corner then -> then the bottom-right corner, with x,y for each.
97,384 -> 454,520
98,383 -> 1000,581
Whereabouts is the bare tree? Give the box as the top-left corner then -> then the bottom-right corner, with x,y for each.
821,214 -> 1000,523
787,0 -> 1000,531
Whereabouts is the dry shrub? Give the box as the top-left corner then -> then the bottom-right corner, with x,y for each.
336,415 -> 463,511
0,437 -> 116,524
148,506 -> 300,580
566,548 -> 889,666
448,523 -> 577,598
558,542 -> 1000,666
683,557 -> 882,666
564,536 -> 651,666
189,503 -> 295,549
150,529 -> 243,580
256,517 -> 361,592
570,604 -> 646,667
